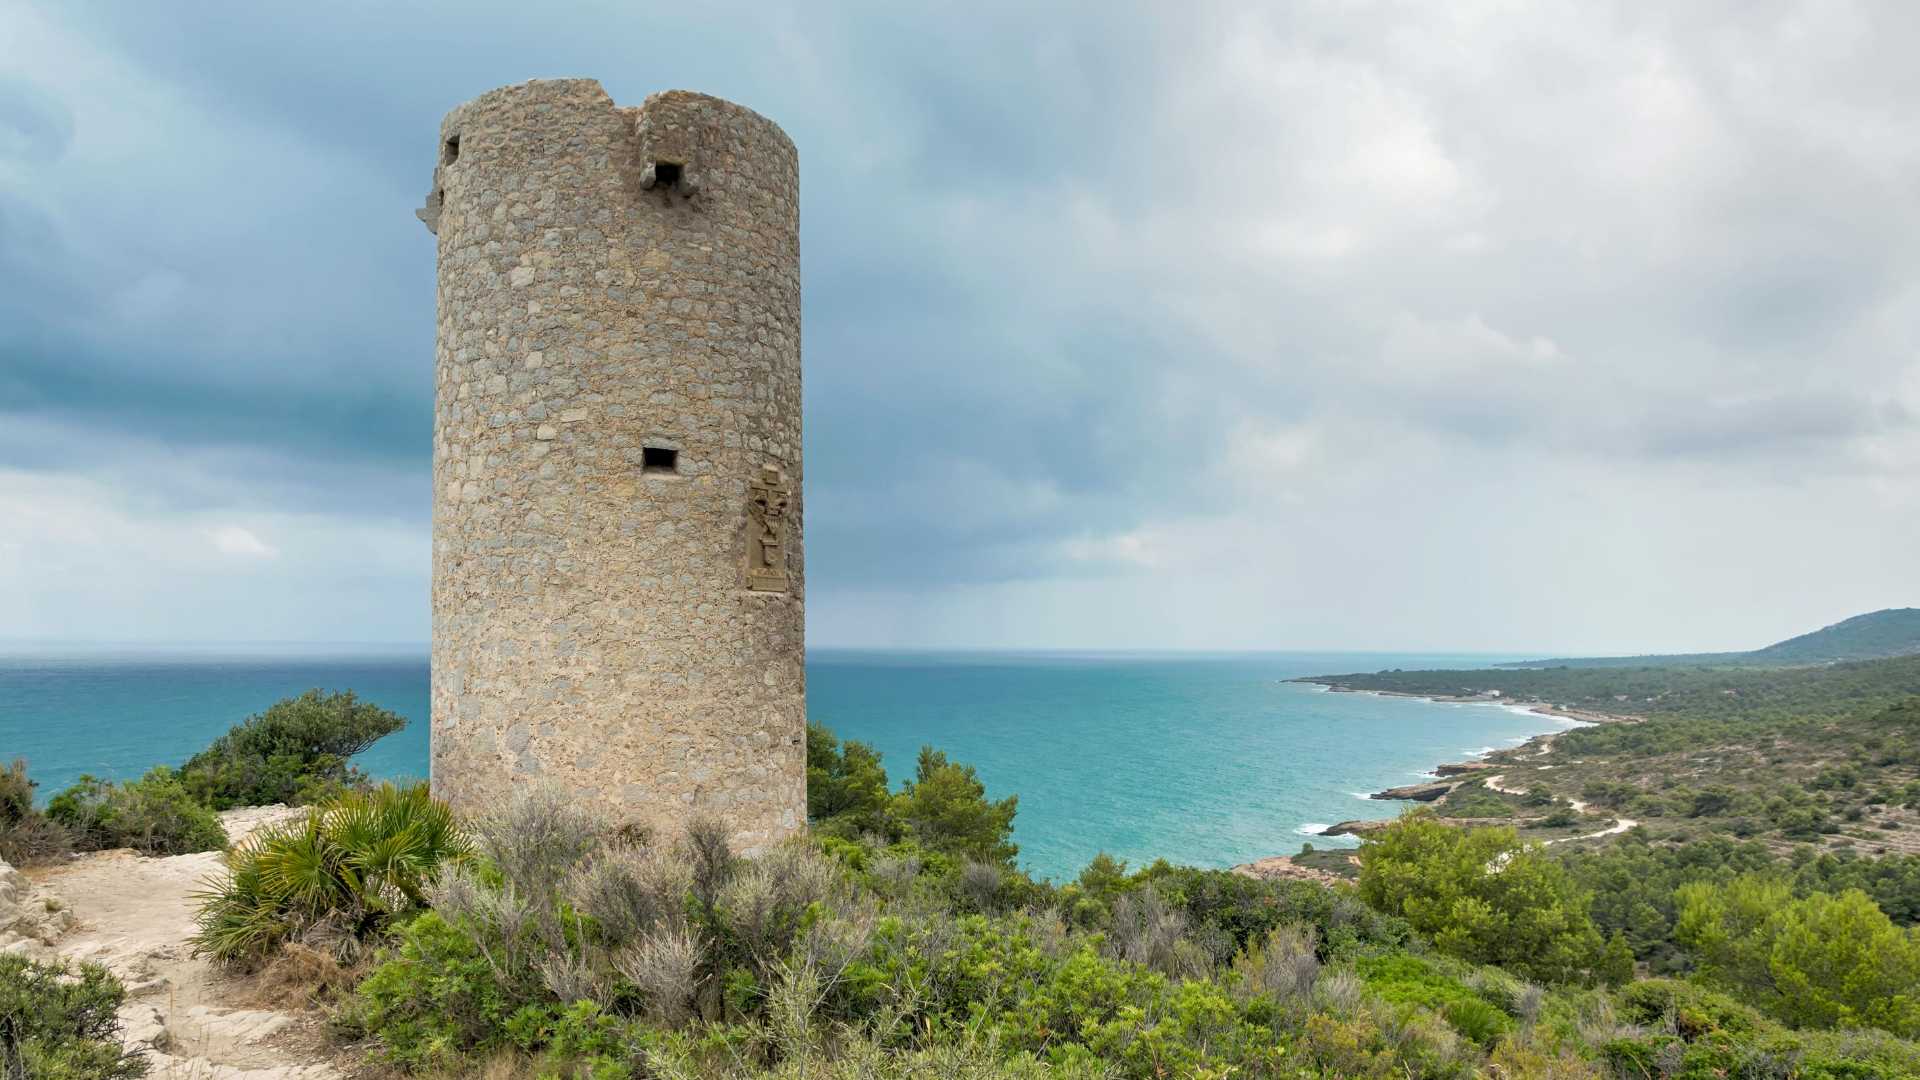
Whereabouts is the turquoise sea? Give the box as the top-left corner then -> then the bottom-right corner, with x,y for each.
0,646 -> 1581,881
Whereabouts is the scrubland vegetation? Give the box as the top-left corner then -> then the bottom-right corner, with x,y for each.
12,672 -> 1920,1077
164,721 -> 1920,1077
0,954 -> 149,1078
1308,657 -> 1920,855
0,690 -> 403,862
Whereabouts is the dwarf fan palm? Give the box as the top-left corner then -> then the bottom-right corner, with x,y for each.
192,782 -> 469,966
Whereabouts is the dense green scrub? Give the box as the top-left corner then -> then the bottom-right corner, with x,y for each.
0,955 -> 148,1079
3,690 -> 406,862
272,725 -> 1920,1078
1307,653 -> 1920,721
1304,657 -> 1920,856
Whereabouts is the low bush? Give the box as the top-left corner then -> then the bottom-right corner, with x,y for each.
804,726 -> 1019,866
0,758 -> 73,866
192,782 -> 467,967
180,689 -> 406,809
0,954 -> 148,1079
1355,954 -> 1515,1047
46,766 -> 226,856
212,724 -> 1920,1078
1676,874 -> 1920,1036
1357,810 -> 1611,985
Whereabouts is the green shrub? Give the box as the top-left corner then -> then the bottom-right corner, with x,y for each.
350,791 -> 705,1066
192,782 -> 467,966
0,758 -> 73,866
1357,811 -> 1609,984
0,954 -> 148,1079
1676,875 -> 1920,1036
46,767 -> 226,856
180,689 -> 406,809
806,724 -> 894,838
341,909 -> 519,1071
1355,954 -> 1513,1047
892,747 -> 1018,866
1616,977 -> 1760,1036
1134,861 -> 1411,960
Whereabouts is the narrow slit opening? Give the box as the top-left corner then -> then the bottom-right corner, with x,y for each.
642,446 -> 679,474
442,135 -> 461,165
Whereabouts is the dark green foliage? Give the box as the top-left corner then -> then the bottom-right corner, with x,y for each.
1605,978 -> 1920,1079
341,909 -> 516,1071
805,723 -> 892,836
807,725 -> 1019,867
1356,812 -> 1610,984
1675,875 -> 1920,1036
180,689 -> 406,809
1312,656 -> 1920,860
290,731 -> 1920,1077
1353,953 -> 1514,1046
1431,782 -> 1514,819
893,746 -> 1018,865
1130,860 -> 1410,959
46,766 -> 226,856
0,759 -> 73,865
192,782 -> 468,966
1561,833 -> 1920,970
0,954 -> 148,1079
0,759 -> 34,828
1503,607 -> 1920,667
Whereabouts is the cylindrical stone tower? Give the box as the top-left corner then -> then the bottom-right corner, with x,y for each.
418,79 -> 803,853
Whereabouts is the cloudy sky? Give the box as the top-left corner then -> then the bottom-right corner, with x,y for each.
2,1 -> 1916,653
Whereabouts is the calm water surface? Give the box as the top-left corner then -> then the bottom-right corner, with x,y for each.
0,645 -> 1576,880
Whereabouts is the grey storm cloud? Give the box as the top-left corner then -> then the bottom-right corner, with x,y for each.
2,0 -> 1918,649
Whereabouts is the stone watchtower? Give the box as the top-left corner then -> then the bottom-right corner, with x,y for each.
418,79 -> 804,852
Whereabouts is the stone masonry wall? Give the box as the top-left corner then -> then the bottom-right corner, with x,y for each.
422,79 -> 804,853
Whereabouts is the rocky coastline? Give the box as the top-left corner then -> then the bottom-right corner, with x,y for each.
1259,682 -> 1643,860
1295,684 -> 1639,803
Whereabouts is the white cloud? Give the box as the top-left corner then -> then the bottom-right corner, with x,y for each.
0,470 -> 425,643
5,0 -> 1919,651
207,525 -> 277,558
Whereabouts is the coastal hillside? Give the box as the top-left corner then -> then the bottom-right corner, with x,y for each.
1304,651 -> 1920,722
1300,655 -> 1920,847
1299,651 -> 1920,955
1502,607 -> 1920,668
13,697 -> 1920,1077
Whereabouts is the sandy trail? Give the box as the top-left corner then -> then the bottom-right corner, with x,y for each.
1481,774 -> 1638,845
23,805 -> 342,1079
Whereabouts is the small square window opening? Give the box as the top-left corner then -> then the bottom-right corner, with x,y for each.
642,447 -> 679,474
653,161 -> 683,187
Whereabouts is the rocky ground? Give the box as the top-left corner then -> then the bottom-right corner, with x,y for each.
2,805 -> 345,1079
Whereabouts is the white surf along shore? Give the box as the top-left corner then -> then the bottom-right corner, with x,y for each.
1264,681 -> 1638,859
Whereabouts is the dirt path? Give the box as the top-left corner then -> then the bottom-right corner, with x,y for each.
24,806 -> 343,1079
1481,774 -> 1638,845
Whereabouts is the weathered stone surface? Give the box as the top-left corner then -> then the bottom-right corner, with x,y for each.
0,856 -> 76,952
1433,761 -> 1497,777
423,79 -> 805,853
1370,782 -> 1455,802
1320,819 -> 1393,838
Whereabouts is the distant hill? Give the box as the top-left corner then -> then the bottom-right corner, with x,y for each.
1504,608 -> 1920,669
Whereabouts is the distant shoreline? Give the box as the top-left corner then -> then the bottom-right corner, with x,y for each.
1282,679 -> 1639,842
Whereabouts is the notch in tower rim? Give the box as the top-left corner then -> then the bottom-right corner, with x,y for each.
642,158 -> 698,197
